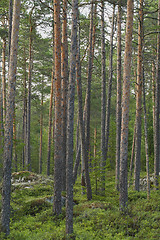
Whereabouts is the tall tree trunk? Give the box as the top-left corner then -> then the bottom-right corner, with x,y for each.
1,0 -> 21,235
115,1 -> 122,191
94,128 -> 98,194
22,47 -> 27,170
25,8 -> 34,171
76,12 -> 92,201
53,0 -> 62,215
152,61 -> 155,131
101,3 -> 115,192
119,0 -> 134,211
47,13 -> 54,176
83,0 -> 94,178
61,0 -> 68,191
154,0 -> 160,189
47,71 -> 54,176
13,112 -> 17,172
142,67 -> 150,200
2,37 -> 6,125
39,79 -> 43,174
8,0 -> 13,66
128,122 -> 136,187
0,74 -> 3,180
66,0 -> 78,235
73,143 -> 81,184
134,0 -> 143,192
100,0 -> 106,193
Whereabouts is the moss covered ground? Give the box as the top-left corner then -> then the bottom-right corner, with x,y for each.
0,171 -> 159,239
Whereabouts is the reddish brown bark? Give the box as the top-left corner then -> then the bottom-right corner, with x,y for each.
53,0 -> 62,215
119,0 -> 134,211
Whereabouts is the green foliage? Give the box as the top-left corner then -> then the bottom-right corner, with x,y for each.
1,171 -> 159,240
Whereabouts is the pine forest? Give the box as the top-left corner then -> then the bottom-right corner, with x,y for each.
0,0 -> 160,239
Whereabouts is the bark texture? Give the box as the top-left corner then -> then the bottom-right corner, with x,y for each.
76,12 -> 92,200
142,68 -> 150,199
119,0 -> 134,211
154,0 -> 160,189
1,0 -> 21,235
115,1 -> 122,191
100,0 -> 106,192
25,8 -> 34,171
134,0 -> 143,191
39,80 -> 43,174
47,71 -> 54,176
53,0 -> 62,215
61,0 -> 68,191
66,0 -> 78,235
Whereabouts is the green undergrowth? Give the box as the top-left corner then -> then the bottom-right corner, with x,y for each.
0,171 -> 159,239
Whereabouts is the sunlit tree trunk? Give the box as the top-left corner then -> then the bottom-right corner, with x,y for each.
154,0 -> 160,189
134,0 -> 143,192
119,0 -> 134,211
66,0 -> 78,234
1,0 -> 21,235
61,0 -> 68,191
53,0 -> 62,215
115,1 -> 122,191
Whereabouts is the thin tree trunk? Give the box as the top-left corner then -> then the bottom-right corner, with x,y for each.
105,2 -> 115,161
2,37 -> 6,124
22,47 -> 27,170
53,0 -> 63,215
128,122 -> 136,188
8,0 -> 13,67
154,0 -> 160,189
83,0 -> 94,178
39,79 -> 43,174
47,13 -> 54,176
152,61 -> 155,131
119,0 -> 134,211
0,74 -> 3,180
100,0 -> 106,193
61,0 -> 68,191
13,112 -> 17,172
134,0 -> 143,192
142,67 -> 150,200
94,128 -> 98,194
25,8 -> 34,171
1,0 -> 21,235
73,143 -> 81,184
66,0 -> 78,235
101,3 -> 115,192
76,12 -> 92,201
47,71 -> 54,176
115,1 -> 122,191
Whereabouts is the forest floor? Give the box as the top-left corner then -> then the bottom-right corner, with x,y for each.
0,170 -> 160,239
